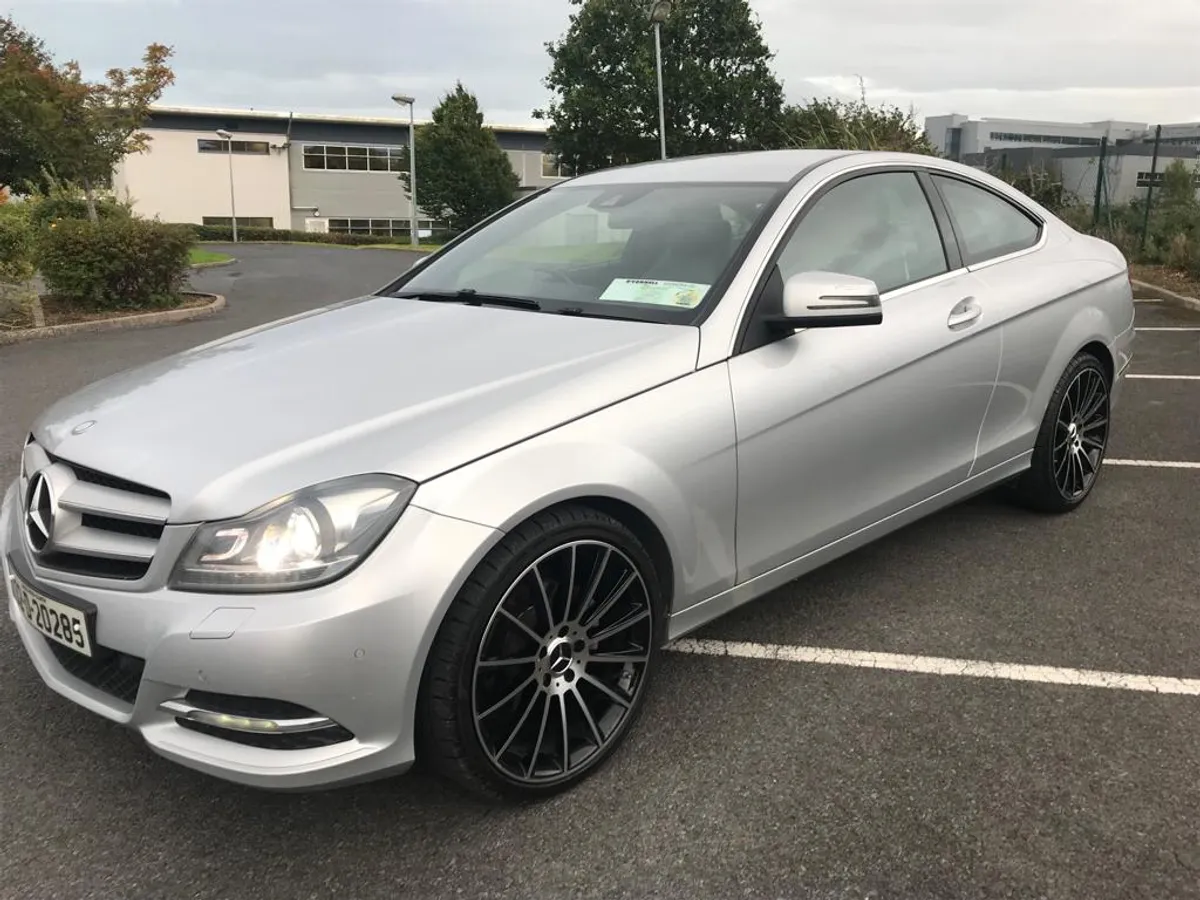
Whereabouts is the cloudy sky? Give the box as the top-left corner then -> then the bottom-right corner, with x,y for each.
4,0 -> 1199,128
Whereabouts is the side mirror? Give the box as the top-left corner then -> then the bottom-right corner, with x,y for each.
765,271 -> 883,331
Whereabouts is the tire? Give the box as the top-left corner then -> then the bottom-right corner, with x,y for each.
416,504 -> 665,802
1011,351 -> 1111,514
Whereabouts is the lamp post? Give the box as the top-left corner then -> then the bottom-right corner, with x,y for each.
649,0 -> 671,160
215,129 -> 238,243
391,93 -> 419,248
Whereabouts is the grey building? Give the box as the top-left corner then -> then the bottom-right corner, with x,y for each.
115,106 -> 560,236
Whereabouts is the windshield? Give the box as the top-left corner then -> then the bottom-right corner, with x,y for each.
390,182 -> 784,323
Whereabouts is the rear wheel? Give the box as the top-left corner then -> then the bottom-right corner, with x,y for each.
1012,351 -> 1111,513
417,505 -> 663,801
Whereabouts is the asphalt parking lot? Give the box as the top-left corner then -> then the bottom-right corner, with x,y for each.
1,244 -> 1198,900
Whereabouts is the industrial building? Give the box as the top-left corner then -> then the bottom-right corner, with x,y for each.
111,106 -> 558,236
924,114 -> 1151,161
924,113 -> 1200,207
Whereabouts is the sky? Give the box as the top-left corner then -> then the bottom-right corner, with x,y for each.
3,0 -> 1199,129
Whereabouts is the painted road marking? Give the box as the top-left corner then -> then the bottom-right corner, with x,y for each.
1106,458 -> 1200,469
1135,327 -> 1200,332
668,639 -> 1200,696
1135,298 -> 1162,303
1126,374 -> 1200,380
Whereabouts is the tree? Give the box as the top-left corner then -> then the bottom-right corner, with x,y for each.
777,82 -> 937,155
53,43 -> 175,220
534,0 -> 785,173
0,16 -> 61,190
400,83 -> 520,233
0,16 -> 173,218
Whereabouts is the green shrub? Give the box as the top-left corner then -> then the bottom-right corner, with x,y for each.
25,194 -> 131,230
0,213 -> 37,323
0,215 -> 35,282
36,217 -> 192,310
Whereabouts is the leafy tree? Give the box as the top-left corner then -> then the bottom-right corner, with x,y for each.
0,16 -> 173,218
0,15 -> 61,190
534,0 -> 785,172
53,44 -> 176,220
400,82 -> 520,233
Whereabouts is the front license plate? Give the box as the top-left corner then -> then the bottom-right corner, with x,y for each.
10,575 -> 94,657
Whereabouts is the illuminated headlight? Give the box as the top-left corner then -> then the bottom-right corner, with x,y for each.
170,474 -> 417,593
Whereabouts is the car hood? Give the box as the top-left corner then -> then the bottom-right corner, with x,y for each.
32,295 -> 699,522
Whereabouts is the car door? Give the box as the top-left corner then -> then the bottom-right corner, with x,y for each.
727,168 -> 1003,583
926,172 -> 1070,473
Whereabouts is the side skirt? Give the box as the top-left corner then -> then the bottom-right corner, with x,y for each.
666,451 -> 1034,641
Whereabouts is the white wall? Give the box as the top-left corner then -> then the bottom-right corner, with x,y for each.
112,128 -> 291,227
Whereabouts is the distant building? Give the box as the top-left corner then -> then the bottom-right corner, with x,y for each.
112,106 -> 557,237
924,114 -> 1148,161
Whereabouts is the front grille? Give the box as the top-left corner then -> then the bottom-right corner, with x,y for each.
175,690 -> 356,750
43,637 -> 146,705
22,442 -> 171,581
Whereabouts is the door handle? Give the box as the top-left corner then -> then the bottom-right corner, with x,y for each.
947,297 -> 982,330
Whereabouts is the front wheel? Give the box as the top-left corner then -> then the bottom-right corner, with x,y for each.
416,505 -> 663,801
1011,351 -> 1111,514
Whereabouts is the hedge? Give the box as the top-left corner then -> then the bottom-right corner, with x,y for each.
177,224 -> 461,246
37,218 -> 193,310
0,215 -> 35,283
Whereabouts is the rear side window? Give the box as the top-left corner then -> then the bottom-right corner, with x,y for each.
932,175 -> 1042,266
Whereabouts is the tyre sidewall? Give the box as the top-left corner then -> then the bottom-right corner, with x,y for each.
1026,352 -> 1110,512
440,509 -> 665,800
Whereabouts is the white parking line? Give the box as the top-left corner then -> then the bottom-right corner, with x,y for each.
1106,458 -> 1200,469
1135,298 -> 1162,303
1126,374 -> 1200,381
668,639 -> 1200,696
1135,327 -> 1200,332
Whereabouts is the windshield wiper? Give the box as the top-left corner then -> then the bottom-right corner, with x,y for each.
392,288 -> 541,311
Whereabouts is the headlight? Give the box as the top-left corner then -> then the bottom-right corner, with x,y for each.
169,474 -> 416,593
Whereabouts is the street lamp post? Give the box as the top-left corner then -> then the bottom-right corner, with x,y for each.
215,129 -> 238,243
649,1 -> 671,160
391,93 -> 419,248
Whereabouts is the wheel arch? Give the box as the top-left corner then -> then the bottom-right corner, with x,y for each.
1078,338 -> 1114,384
525,493 -> 676,620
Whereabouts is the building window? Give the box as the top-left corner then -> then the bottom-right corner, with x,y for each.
303,144 -> 408,172
987,132 -> 1103,147
327,218 -> 436,236
202,216 -> 275,228
541,153 -> 574,178
197,139 -> 270,154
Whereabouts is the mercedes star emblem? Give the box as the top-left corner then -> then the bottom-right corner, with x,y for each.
25,472 -> 54,552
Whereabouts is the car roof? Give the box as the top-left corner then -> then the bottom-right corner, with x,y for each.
564,149 -> 858,185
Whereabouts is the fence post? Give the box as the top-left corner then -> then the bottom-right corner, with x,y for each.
1138,124 -> 1162,255
1091,136 -> 1108,230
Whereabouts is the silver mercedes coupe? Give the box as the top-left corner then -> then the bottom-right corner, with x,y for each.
3,149 -> 1135,801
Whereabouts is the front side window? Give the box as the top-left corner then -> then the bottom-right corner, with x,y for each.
393,182 -> 783,323
776,171 -> 949,294
932,174 -> 1041,265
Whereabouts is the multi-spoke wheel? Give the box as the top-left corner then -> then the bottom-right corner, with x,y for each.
1012,351 -> 1111,513
417,505 -> 663,801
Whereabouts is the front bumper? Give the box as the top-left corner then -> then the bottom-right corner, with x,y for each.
1,479 -> 500,790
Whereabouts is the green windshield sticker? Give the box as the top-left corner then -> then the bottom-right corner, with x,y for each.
598,278 -> 710,308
